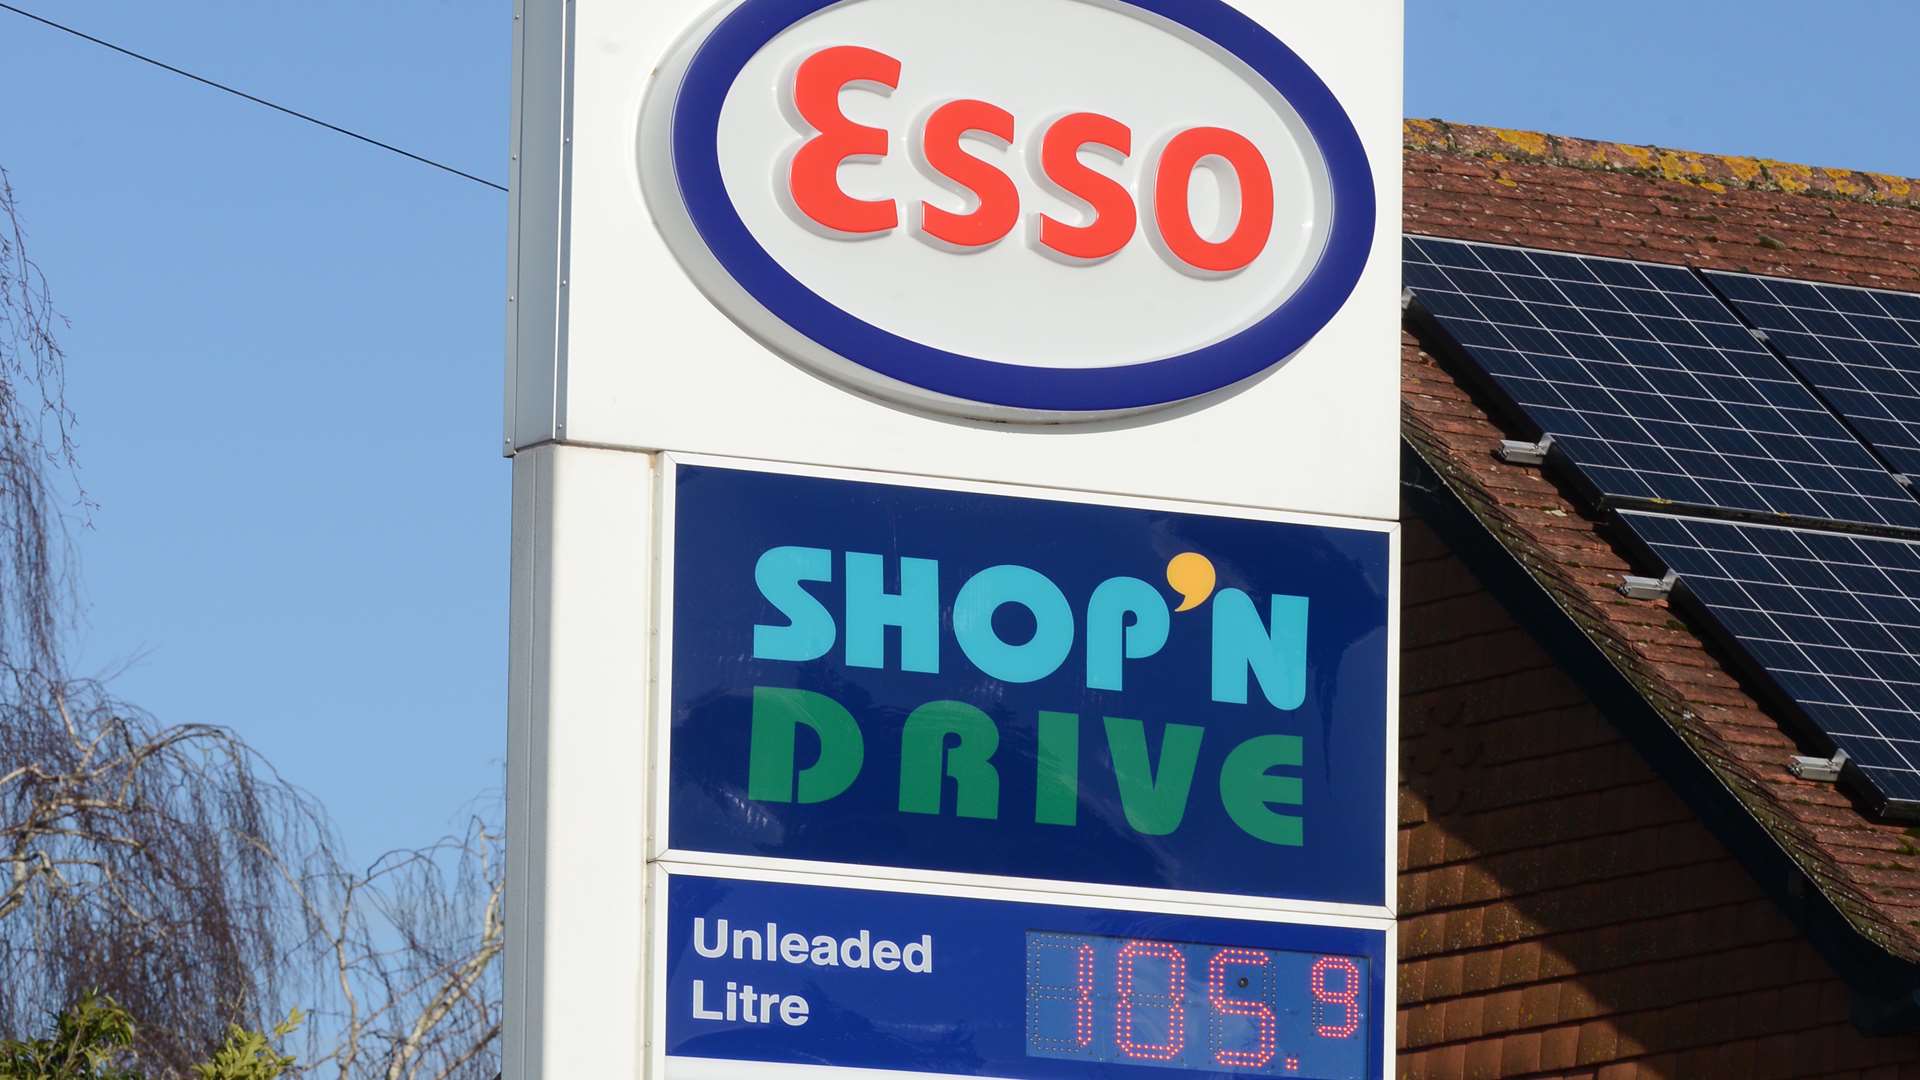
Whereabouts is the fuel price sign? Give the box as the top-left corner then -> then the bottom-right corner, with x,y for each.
659,872 -> 1386,1079
1026,932 -> 1369,1075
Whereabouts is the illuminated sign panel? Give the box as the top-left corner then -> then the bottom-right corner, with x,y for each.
661,461 -> 1393,907
659,872 -> 1386,1079
1024,932 -> 1369,1075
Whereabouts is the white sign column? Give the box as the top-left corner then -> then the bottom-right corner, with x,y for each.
505,0 -> 1404,1075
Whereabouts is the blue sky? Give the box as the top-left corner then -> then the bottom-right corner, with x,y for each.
1,1 -> 1916,863
0,0 -> 510,860
1407,1 -> 1920,176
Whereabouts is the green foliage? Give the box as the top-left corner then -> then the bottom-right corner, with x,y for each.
0,996 -> 299,1080
0,992 -> 140,1080
190,1012 -> 301,1080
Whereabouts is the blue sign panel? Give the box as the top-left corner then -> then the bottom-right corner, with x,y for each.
666,463 -> 1391,906
664,874 -> 1386,1079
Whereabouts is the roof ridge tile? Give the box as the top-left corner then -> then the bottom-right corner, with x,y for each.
1407,118 -> 1920,211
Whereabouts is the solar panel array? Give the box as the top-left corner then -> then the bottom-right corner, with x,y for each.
1708,270 -> 1920,478
1619,510 -> 1920,812
1406,235 -> 1920,819
1404,236 -> 1920,531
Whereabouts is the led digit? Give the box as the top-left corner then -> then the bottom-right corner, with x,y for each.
1072,942 -> 1095,1047
1115,940 -> 1186,1061
1206,948 -> 1275,1068
1309,956 -> 1361,1039
1027,936 -> 1097,1053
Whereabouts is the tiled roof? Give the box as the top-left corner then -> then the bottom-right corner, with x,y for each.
1396,515 -> 1920,1076
1401,120 -> 1920,964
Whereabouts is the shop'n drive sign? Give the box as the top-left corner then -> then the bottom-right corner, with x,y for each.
639,0 -> 1374,417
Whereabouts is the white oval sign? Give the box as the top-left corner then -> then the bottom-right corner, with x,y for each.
641,0 -> 1375,420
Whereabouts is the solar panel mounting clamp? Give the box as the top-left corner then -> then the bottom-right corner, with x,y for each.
1618,570 -> 1679,600
1496,435 -> 1554,466
1789,749 -> 1849,783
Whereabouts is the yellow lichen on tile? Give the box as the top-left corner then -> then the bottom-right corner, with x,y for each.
1615,144 -> 1654,167
1870,173 -> 1915,200
1765,160 -> 1813,193
1493,128 -> 1550,156
1825,168 -> 1863,196
1573,142 -> 1610,165
1656,152 -> 1705,182
1700,182 -> 1727,194
1721,156 -> 1765,184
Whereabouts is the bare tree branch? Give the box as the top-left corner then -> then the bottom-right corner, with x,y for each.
0,162 -> 502,1080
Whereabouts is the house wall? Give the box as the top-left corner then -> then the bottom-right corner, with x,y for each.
1398,512 -> 1920,1079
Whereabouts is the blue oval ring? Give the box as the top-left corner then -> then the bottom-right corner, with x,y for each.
672,0 -> 1376,413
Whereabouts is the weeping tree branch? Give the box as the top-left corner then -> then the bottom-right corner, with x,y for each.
0,168 -> 502,1078
0,668 -> 334,1075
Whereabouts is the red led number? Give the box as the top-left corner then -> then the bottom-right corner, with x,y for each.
1115,940 -> 1186,1061
1207,948 -> 1276,1068
1029,939 -> 1095,1053
1310,956 -> 1361,1039
1068,943 -> 1094,1048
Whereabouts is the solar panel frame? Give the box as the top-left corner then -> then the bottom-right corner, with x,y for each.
1616,509 -> 1920,818
1405,236 -> 1920,533
1706,269 -> 1920,480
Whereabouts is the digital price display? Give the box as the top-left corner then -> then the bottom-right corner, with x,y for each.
664,863 -> 1387,1080
1027,932 -> 1368,1078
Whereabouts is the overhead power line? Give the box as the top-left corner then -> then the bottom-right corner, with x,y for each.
0,2 -> 508,193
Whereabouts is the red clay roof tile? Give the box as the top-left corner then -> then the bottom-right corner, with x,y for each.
1402,120 -> 1920,968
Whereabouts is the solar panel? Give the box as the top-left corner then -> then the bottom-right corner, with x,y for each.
1619,509 -> 1920,816
1707,270 -> 1920,479
1404,236 -> 1920,531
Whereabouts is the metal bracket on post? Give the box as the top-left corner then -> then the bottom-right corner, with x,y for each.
1496,434 -> 1554,466
1749,327 -> 1772,345
1896,474 -> 1915,490
1790,748 -> 1849,782
1618,570 -> 1679,600
1401,287 -> 1417,313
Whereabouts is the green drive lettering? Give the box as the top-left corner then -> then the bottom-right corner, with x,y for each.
746,687 -> 863,804
1103,716 -> 1204,836
742,687 -> 1305,846
1220,734 -> 1304,846
899,701 -> 1001,820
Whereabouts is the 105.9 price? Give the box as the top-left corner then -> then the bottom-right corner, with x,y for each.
1025,932 -> 1369,1079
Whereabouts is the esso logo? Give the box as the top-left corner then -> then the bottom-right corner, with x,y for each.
786,46 -> 1278,276
641,0 -> 1375,420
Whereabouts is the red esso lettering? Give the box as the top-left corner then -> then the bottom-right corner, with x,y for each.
1038,112 -> 1136,263
1152,127 -> 1276,276
916,99 -> 1020,249
788,45 -> 902,237
784,45 -> 1276,275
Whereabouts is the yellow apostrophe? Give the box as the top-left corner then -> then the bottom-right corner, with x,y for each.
1167,553 -> 1217,613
